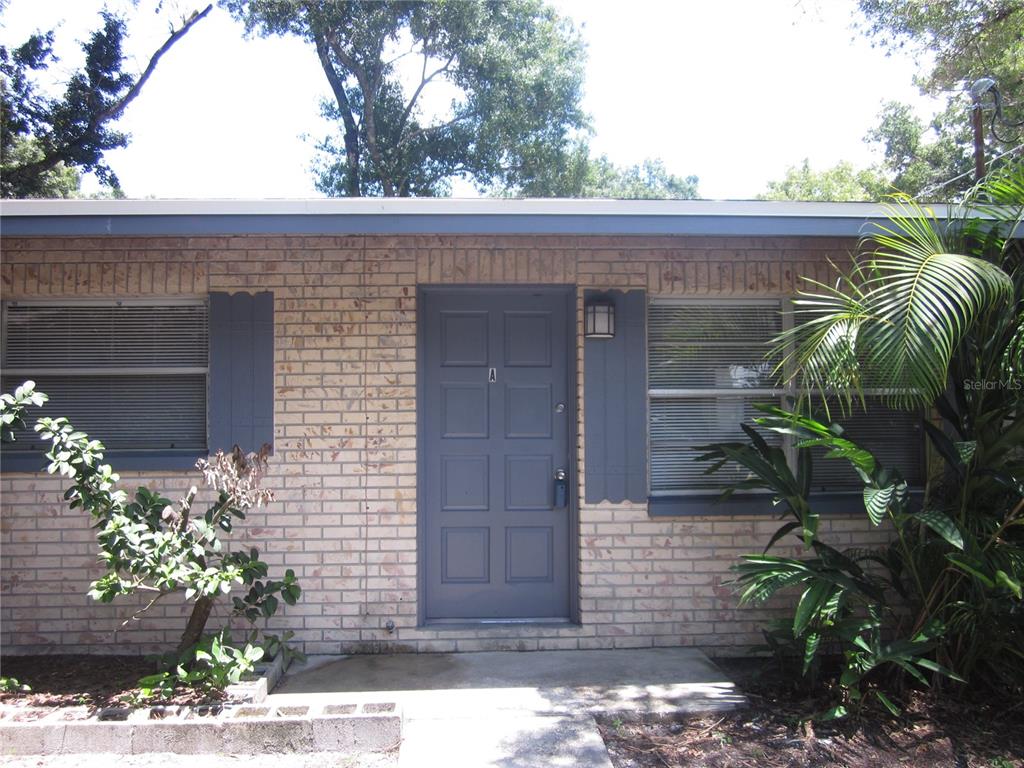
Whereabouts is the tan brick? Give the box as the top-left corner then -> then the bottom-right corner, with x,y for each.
0,232 -> 871,656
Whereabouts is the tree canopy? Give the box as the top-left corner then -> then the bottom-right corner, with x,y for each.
758,159 -> 888,202
0,5 -> 211,198
856,0 -> 1024,197
857,0 -> 1024,103
507,143 -> 699,198
225,0 -> 590,197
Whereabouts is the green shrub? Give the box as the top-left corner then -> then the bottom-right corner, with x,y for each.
700,162 -> 1024,714
0,380 -> 304,697
699,406 -> 967,716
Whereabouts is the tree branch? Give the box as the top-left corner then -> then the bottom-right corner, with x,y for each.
398,50 -> 456,137
397,111 -> 474,149
9,4 -> 212,184
312,28 -> 361,196
120,588 -> 179,628
326,35 -> 394,196
96,4 -> 212,126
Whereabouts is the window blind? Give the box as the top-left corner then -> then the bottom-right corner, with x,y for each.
648,303 -> 782,390
647,299 -> 925,498
648,302 -> 784,495
807,399 -> 925,492
4,303 -> 208,369
2,301 -> 208,452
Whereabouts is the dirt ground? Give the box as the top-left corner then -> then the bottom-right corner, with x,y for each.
0,655 -> 208,709
597,658 -> 1024,768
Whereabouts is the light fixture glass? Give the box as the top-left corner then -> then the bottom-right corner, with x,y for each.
584,296 -> 615,339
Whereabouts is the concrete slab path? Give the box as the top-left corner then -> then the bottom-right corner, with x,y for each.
271,648 -> 744,767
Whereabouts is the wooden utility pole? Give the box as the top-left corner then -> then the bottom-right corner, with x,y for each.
972,104 -> 987,182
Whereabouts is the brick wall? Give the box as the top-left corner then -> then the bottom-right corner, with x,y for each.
0,233 -> 883,656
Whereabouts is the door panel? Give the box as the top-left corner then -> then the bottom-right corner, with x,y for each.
423,288 -> 572,620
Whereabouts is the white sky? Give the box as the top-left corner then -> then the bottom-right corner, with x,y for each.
0,0 -> 941,200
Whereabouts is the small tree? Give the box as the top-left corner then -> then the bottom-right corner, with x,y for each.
0,381 -> 302,694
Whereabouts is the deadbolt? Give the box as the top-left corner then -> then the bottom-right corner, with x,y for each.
555,469 -> 567,481
555,402 -> 566,413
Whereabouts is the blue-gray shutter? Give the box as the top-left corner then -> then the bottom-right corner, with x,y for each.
209,291 -> 274,453
584,289 -> 647,503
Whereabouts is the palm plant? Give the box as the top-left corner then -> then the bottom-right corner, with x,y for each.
701,160 -> 1024,707
779,163 -> 1024,688
777,167 -> 1020,413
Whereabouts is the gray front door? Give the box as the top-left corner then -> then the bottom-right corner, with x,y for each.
422,288 -> 572,620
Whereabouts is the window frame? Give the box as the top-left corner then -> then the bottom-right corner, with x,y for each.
1,297 -> 210,471
645,295 -> 925,515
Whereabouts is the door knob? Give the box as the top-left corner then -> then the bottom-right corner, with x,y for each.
555,469 -> 566,481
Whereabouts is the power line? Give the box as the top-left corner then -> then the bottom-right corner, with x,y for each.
914,142 -> 1024,200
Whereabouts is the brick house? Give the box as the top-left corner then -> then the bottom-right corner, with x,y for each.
0,199 -> 919,656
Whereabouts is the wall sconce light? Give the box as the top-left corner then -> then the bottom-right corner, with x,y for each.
584,295 -> 616,339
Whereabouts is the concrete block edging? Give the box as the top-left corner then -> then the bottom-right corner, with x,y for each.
0,700 -> 401,756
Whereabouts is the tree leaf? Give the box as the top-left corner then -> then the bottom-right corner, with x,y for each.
794,581 -> 831,637
914,509 -> 964,550
995,569 -> 1022,599
817,704 -> 848,721
954,440 -> 976,466
802,632 -> 821,676
874,690 -> 901,716
946,555 -> 994,587
922,420 -> 966,477
763,521 -> 802,554
863,484 -> 896,526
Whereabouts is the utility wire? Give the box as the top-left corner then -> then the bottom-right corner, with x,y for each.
914,142 -> 1024,200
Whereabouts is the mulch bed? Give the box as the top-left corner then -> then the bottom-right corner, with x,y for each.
0,655 -> 211,710
597,657 -> 1024,768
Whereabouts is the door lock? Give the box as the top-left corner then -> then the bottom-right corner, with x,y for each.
554,469 -> 568,508
555,402 -> 566,413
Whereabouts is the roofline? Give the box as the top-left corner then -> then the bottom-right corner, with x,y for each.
0,198 -> 955,238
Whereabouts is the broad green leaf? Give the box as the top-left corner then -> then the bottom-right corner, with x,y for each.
863,484 -> 896,525
995,569 -> 1022,599
818,704 -> 848,721
923,421 -> 967,477
946,555 -> 994,588
763,521 -> 802,553
802,632 -> 821,676
794,580 -> 831,637
875,690 -> 900,716
912,658 -> 966,683
913,509 -> 964,550
954,440 -> 976,465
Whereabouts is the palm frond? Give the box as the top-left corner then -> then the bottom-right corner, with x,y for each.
782,195 -> 1015,410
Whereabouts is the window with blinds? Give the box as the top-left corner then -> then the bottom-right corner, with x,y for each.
808,400 -> 925,491
648,301 -> 785,494
1,300 -> 209,453
647,299 -> 924,496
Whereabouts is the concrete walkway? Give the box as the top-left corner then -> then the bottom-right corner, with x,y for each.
271,648 -> 744,767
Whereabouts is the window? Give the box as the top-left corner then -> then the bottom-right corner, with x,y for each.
647,298 -> 924,501
1,299 -> 209,456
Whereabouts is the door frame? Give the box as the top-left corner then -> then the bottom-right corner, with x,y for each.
415,284 -> 580,627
